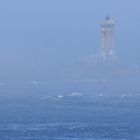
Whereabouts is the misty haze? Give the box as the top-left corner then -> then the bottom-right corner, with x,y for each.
0,0 -> 140,140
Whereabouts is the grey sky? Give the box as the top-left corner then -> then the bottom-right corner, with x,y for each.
0,0 -> 139,80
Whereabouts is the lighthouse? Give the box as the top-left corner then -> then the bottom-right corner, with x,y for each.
100,16 -> 115,60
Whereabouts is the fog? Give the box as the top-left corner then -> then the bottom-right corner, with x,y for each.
0,0 -> 139,96
1,1 -> 140,139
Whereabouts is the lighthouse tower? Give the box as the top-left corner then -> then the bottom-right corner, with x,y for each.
100,16 -> 115,61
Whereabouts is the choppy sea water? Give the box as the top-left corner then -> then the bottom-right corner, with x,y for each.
1,122 -> 140,140
0,93 -> 140,140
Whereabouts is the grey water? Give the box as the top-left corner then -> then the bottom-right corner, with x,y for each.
0,82 -> 140,140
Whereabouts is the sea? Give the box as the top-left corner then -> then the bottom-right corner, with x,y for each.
0,81 -> 140,139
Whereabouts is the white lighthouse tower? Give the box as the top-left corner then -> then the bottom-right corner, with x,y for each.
100,15 -> 115,61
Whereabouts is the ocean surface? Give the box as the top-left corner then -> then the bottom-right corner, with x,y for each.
0,89 -> 140,140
